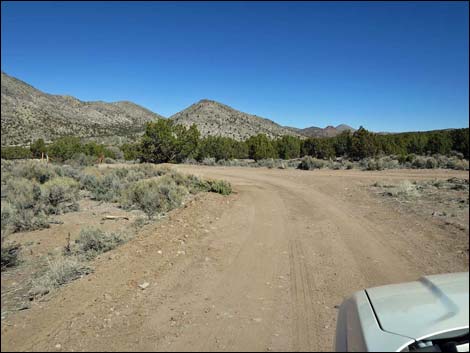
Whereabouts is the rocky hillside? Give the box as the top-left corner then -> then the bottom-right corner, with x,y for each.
293,124 -> 356,138
1,72 -> 164,145
170,99 -> 302,140
2,72 -> 357,145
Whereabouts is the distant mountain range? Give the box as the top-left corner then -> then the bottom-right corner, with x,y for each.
1,72 -> 356,145
285,124 -> 356,138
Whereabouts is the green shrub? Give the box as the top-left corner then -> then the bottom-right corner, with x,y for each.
1,146 -> 32,160
30,139 -> 47,158
47,136 -> 84,161
207,180 -> 232,195
184,175 -> 211,193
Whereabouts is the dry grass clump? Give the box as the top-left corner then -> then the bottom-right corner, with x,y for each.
29,256 -> 92,298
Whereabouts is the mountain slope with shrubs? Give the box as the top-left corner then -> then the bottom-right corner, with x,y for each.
170,99 -> 302,140
1,72 -> 164,146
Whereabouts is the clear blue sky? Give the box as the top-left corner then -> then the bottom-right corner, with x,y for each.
2,1 -> 468,132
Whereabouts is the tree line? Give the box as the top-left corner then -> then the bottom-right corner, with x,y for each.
137,121 -> 469,162
1,120 -> 468,162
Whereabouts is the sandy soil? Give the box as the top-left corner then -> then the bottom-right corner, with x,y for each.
1,166 -> 468,352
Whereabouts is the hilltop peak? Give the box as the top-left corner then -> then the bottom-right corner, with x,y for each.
170,100 -> 301,140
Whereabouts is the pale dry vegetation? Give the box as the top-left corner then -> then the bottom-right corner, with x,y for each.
372,177 -> 469,234
1,159 -> 232,309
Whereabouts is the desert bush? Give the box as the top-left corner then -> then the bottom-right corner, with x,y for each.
387,180 -> 419,198
53,164 -> 83,180
183,158 -> 198,165
217,159 -> 253,167
73,227 -> 127,260
298,156 -> 327,170
343,161 -> 354,169
87,173 -> 123,202
330,162 -> 343,170
14,208 -> 49,232
122,176 -> 188,219
132,216 -> 148,229
42,177 -> 80,214
450,151 -> 465,159
104,157 -> 116,164
446,157 -> 469,170
425,157 -> 438,169
362,158 -> 384,170
207,180 -> 232,195
133,164 -> 170,178
1,202 -> 16,240
202,157 -> 216,166
372,181 -> 393,188
65,153 -> 96,167
256,158 -> 276,169
1,243 -> 21,270
3,181 -> 49,232
435,154 -> 449,168
411,156 -> 427,169
381,156 -> 400,169
5,177 -> 42,210
79,173 -> 99,191
185,175 -> 210,193
30,256 -> 91,297
10,160 -> 57,183
253,158 -> 290,169
105,146 -> 124,160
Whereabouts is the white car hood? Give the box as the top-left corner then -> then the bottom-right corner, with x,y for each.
366,272 -> 469,341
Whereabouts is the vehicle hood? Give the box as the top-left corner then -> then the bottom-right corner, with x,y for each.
366,272 -> 469,341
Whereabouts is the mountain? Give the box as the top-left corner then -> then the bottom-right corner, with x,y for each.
170,99 -> 302,140
1,72 -> 357,145
294,124 -> 356,138
1,72 -> 164,145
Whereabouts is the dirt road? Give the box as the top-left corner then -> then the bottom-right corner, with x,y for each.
2,167 -> 468,352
